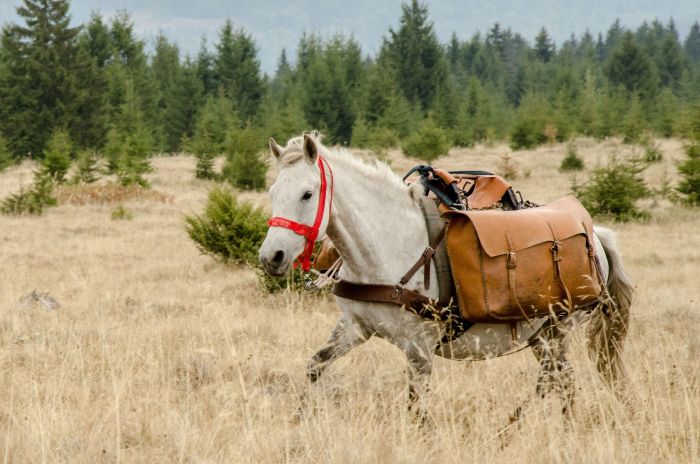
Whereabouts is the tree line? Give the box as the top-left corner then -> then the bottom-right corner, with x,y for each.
1,0 -> 700,165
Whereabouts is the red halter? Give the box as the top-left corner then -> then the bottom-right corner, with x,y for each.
267,156 -> 334,272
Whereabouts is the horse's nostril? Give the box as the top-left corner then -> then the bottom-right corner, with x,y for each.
272,250 -> 285,265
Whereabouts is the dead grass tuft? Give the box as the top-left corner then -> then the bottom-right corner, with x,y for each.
54,183 -> 173,205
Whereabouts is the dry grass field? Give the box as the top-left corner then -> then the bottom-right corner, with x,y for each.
0,139 -> 698,463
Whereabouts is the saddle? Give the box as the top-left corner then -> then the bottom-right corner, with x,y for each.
443,195 -> 603,322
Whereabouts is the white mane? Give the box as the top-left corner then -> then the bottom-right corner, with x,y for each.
278,136 -> 408,195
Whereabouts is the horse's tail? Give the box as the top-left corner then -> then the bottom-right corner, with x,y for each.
587,226 -> 634,385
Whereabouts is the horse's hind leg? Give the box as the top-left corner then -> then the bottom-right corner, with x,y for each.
533,323 -> 575,416
512,322 -> 575,422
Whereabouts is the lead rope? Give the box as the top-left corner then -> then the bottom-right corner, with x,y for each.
306,257 -> 343,291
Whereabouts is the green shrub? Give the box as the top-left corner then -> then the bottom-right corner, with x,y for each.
642,141 -> 663,163
256,267 -> 308,294
111,205 -> 133,220
677,142 -> 700,205
510,117 -> 546,150
560,142 -> 584,171
0,134 -> 13,172
402,120 -> 450,162
1,169 -> 57,215
185,188 -> 307,292
367,127 -> 399,151
185,188 -> 268,266
42,129 -> 73,182
573,154 -> 650,221
71,150 -> 100,184
352,118 -> 398,151
221,153 -> 267,191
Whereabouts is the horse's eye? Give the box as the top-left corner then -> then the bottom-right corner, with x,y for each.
302,191 -> 312,201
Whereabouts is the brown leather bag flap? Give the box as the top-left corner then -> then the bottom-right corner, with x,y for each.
464,176 -> 511,209
445,195 -> 592,257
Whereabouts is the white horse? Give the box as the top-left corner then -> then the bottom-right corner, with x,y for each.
259,133 -> 634,419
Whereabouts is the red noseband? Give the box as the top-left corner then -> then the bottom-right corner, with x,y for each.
267,156 -> 334,272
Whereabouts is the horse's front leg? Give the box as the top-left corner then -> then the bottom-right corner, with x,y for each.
297,314 -> 369,417
403,339 -> 435,422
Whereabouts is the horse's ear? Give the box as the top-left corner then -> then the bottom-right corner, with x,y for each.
269,137 -> 282,160
303,133 -> 318,163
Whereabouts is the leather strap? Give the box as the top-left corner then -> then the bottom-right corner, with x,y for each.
546,220 -> 574,312
418,196 -> 453,305
505,231 -> 530,323
332,281 -> 445,317
397,229 -> 445,291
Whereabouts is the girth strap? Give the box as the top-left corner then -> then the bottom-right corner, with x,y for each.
332,280 -> 445,317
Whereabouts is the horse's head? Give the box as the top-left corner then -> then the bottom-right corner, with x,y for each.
258,131 -> 333,276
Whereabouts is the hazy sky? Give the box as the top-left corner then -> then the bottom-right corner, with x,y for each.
1,0 -> 698,74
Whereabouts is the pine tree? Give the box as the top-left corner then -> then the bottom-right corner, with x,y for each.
81,13 -> 111,68
107,11 -> 159,146
270,49 -> 293,102
299,35 -> 363,144
656,33 -> 685,91
190,93 -> 240,156
653,88 -> 678,137
195,152 -> 216,180
196,37 -> 216,95
621,94 -> 646,144
214,20 -> 264,122
75,16 -> 110,149
105,78 -> 153,185
41,129 -> 73,182
577,69 -> 599,136
486,23 -> 506,60
165,58 -> 204,152
534,27 -> 554,63
221,124 -> 267,191
0,134 -> 14,171
152,34 -> 184,152
382,0 -> 448,109
261,97 -> 309,144
0,0 -> 87,157
604,19 -> 625,58
605,31 -> 658,98
685,22 -> 700,63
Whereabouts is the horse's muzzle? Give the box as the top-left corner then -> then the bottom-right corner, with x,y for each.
259,249 -> 290,277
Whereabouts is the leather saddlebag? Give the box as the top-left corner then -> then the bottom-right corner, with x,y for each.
444,195 -> 602,322
313,239 -> 341,271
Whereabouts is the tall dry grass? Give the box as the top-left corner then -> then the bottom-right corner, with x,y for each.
0,139 -> 698,463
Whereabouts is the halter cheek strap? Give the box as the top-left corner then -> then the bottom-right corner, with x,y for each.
267,156 -> 334,272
